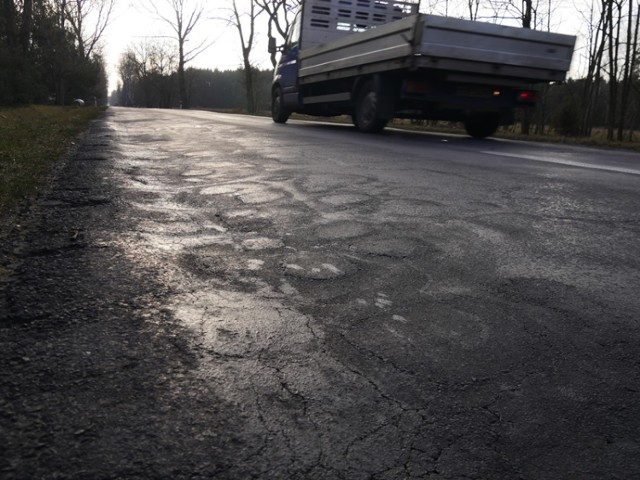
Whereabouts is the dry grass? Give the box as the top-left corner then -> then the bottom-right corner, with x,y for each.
0,105 -> 105,216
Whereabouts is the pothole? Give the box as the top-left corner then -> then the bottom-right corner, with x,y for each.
283,252 -> 357,280
315,221 -> 370,240
238,190 -> 286,204
201,185 -> 242,195
351,238 -> 418,258
321,194 -> 370,206
242,237 -> 284,251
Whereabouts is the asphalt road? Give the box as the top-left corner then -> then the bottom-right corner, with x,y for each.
2,107 -> 639,479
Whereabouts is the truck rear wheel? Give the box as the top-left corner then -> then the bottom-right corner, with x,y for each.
464,113 -> 500,138
272,87 -> 290,124
354,81 -> 388,133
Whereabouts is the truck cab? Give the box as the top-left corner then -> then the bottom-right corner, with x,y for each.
271,11 -> 302,123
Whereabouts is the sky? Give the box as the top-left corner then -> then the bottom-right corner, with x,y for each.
101,0 -> 588,93
102,1 -> 274,92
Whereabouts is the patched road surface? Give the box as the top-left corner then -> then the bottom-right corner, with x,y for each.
2,108 -> 639,479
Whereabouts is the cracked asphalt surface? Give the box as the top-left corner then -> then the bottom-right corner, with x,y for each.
1,107 -> 639,479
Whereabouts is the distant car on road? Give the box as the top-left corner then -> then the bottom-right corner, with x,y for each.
72,98 -> 85,107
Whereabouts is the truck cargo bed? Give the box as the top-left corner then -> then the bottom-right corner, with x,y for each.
299,14 -> 575,85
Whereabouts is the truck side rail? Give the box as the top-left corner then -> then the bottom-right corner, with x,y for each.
300,0 -> 419,50
298,13 -> 576,86
299,14 -> 417,84
417,15 -> 576,83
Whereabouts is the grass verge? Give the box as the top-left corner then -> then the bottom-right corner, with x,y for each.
0,105 -> 105,217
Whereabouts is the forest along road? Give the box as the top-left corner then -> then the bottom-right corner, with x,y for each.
2,106 -> 639,480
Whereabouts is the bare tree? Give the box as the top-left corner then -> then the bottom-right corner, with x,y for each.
606,0 -> 617,139
486,0 -> 534,26
145,0 -> 209,109
255,0 -> 300,66
134,39 -> 178,107
467,0 -> 481,19
2,0 -> 34,54
577,1 -> 607,136
20,0 -> 33,53
63,0 -> 116,60
118,49 -> 140,106
421,0 -> 459,17
226,0 -> 261,113
618,1 -> 640,140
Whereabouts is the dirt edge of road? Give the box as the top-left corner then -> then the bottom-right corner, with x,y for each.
0,113 -> 246,479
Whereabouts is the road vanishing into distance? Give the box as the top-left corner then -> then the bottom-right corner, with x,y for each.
3,107 -> 639,479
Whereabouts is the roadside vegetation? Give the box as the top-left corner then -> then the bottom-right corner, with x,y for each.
495,126 -> 640,151
389,120 -> 640,151
0,105 -> 105,217
1,1 -> 111,107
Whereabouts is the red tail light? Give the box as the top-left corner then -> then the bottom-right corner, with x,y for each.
405,80 -> 429,95
517,90 -> 537,103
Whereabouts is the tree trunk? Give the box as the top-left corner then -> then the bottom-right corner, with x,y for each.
606,0 -> 620,141
146,0 -> 207,110
617,0 -> 639,141
521,0 -> 533,135
2,0 -> 18,48
20,0 -> 33,54
178,59 -> 188,109
231,0 -> 258,114
243,55 -> 255,113
534,84 -> 549,135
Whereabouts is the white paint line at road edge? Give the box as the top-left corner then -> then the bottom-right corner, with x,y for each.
483,151 -> 640,176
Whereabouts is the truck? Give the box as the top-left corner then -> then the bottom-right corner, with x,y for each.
268,0 -> 576,138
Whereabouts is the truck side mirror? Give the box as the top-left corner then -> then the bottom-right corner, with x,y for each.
268,37 -> 277,54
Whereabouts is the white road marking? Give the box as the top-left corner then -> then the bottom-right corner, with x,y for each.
483,151 -> 640,176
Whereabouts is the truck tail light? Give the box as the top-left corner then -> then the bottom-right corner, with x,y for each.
517,90 -> 537,104
405,80 -> 429,95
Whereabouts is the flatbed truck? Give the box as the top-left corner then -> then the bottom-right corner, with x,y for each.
269,0 -> 576,137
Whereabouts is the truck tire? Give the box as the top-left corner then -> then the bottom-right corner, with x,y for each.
354,81 -> 388,133
464,113 -> 500,138
272,87 -> 290,124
